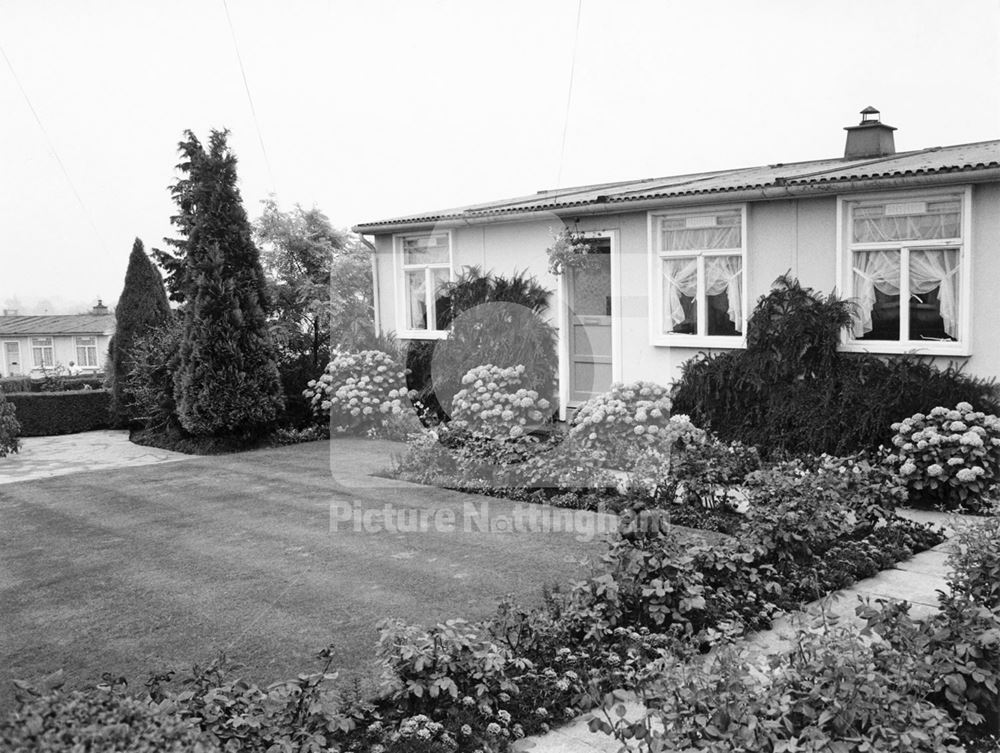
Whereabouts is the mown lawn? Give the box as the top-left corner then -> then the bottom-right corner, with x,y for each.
0,439 -> 608,713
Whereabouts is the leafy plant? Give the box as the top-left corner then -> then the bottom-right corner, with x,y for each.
545,228 -> 596,275
887,402 -> 1000,512
304,349 -> 411,435
0,390 -> 21,457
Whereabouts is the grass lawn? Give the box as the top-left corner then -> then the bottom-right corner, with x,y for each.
0,439 -> 609,714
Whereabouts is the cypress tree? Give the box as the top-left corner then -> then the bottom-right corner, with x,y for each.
163,129 -> 283,437
110,238 -> 172,424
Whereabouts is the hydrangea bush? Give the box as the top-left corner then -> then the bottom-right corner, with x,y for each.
450,364 -> 552,441
569,381 -> 685,467
889,402 -> 1000,511
304,350 -> 411,435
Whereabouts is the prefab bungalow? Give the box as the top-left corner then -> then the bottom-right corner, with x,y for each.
0,303 -> 114,378
353,109 -> 1000,419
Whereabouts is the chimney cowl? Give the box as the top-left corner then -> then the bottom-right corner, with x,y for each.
844,106 -> 896,159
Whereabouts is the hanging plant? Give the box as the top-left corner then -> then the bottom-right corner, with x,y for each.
545,227 -> 596,275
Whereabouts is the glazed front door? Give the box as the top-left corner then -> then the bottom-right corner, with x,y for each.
567,240 -> 612,403
3,342 -> 22,377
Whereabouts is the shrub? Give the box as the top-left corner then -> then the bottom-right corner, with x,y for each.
407,267 -> 557,423
122,321 -> 183,431
0,682 -> 214,752
0,390 -> 21,457
6,390 -> 111,436
304,349 -> 410,434
568,381 -> 691,468
0,376 -> 32,394
110,238 -> 172,425
671,275 -> 1000,457
450,364 -> 552,440
888,402 -> 1000,512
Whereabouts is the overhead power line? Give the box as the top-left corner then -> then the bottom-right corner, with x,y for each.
222,0 -> 277,193
0,39 -> 107,251
556,0 -> 584,188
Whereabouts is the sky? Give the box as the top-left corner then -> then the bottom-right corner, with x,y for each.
1,0 -> 998,314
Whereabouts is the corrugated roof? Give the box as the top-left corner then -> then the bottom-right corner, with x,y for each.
353,140 -> 1000,232
0,315 -> 116,336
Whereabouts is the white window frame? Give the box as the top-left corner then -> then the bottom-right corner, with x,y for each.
31,337 -> 54,368
75,336 -> 99,368
392,230 -> 454,340
648,204 -> 748,349
837,187 -> 972,357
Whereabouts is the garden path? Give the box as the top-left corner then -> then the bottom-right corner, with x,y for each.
0,430 -> 193,485
514,509 -> 979,753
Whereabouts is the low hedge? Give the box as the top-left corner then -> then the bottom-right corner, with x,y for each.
0,375 -> 107,394
6,390 -> 111,436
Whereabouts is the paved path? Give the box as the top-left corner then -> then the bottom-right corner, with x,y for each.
514,509 -> 978,753
0,430 -> 193,485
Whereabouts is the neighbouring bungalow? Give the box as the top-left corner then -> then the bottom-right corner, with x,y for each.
353,109 -> 1000,419
0,300 -> 115,378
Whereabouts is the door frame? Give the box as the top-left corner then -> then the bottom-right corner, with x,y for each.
3,340 -> 22,377
557,229 -> 622,420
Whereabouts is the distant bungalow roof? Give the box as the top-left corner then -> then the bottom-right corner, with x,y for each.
0,314 -> 116,336
353,139 -> 1000,233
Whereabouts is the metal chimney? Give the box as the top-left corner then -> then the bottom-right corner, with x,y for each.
844,106 -> 896,159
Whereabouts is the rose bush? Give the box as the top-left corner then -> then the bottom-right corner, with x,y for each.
888,401 -> 1000,511
304,350 -> 411,435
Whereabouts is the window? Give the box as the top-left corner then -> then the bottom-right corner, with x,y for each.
650,206 -> 746,346
75,336 -> 98,367
842,190 -> 970,354
31,337 -> 54,367
396,232 -> 452,337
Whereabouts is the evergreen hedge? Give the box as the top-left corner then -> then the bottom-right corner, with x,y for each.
6,390 -> 112,436
671,275 -> 1000,457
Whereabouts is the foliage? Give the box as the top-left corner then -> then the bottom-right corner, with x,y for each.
450,364 -> 552,440
568,382 -> 689,468
545,228 -> 596,275
407,268 -> 556,423
157,130 -> 284,438
110,238 -> 172,425
1,375 -> 105,394
672,275 -> 1000,457
650,435 -> 760,509
6,390 -> 111,436
0,677 -> 215,752
887,402 -> 1000,512
254,198 -> 375,364
0,390 -> 21,457
304,349 -> 410,434
120,320 -> 183,432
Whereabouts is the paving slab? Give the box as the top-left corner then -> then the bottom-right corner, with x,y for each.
0,430 -> 194,485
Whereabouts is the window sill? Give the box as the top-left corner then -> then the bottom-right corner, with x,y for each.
651,335 -> 746,349
839,341 -> 971,357
397,329 -> 449,341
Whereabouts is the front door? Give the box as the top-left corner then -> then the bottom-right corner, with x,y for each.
567,238 -> 613,404
3,342 -> 22,377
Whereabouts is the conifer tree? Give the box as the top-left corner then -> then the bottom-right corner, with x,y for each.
159,130 -> 283,437
110,238 -> 172,423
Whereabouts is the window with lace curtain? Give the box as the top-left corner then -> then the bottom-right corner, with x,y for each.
649,206 -> 746,347
394,232 -> 453,339
842,190 -> 970,355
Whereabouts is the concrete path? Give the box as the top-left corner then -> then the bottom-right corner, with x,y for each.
0,430 -> 194,485
514,509 -> 978,753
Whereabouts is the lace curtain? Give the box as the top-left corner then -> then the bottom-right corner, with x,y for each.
852,249 -> 959,338
663,256 -> 743,334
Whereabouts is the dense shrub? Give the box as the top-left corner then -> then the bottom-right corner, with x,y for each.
0,376 -> 32,394
122,321 -> 183,431
1,375 -> 107,394
671,275 -> 1000,457
450,364 -> 552,440
0,680 -> 214,752
888,402 -> 1000,512
569,382 -> 699,469
7,390 -> 111,436
304,349 -> 410,434
406,268 -> 557,423
0,390 -> 20,456
109,238 -> 172,424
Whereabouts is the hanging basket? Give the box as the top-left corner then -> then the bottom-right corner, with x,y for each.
546,228 -> 596,275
